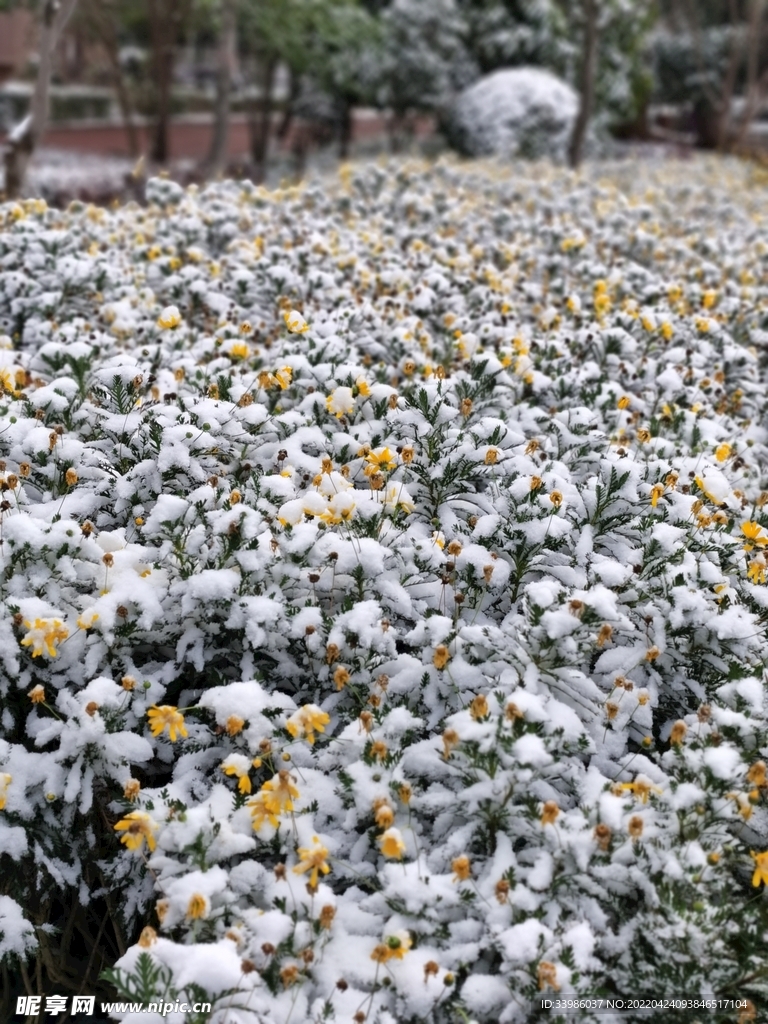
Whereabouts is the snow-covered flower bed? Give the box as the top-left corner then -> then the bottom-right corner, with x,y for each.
1,156 -> 768,1023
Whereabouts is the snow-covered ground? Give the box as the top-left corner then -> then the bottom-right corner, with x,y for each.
1,156 -> 767,1022
14,137 -> 694,207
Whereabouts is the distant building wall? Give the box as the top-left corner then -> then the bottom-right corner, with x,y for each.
24,110 -> 436,161
0,9 -> 34,83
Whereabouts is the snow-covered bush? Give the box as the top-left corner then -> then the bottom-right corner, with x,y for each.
373,0 -> 477,118
446,68 -> 579,161
1,156 -> 768,1023
450,0 -> 655,132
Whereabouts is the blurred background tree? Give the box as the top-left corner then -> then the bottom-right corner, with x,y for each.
652,0 -> 768,149
197,0 -> 236,178
3,0 -> 768,198
459,0 -> 655,146
146,0 -> 193,162
417,0 -> 656,166
236,0 -> 378,180
1,0 -> 81,196
72,0 -> 145,158
557,0 -> 658,165
456,0 -> 568,74
367,0 -> 475,151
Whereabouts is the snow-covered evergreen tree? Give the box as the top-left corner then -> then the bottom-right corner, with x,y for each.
370,0 -> 477,124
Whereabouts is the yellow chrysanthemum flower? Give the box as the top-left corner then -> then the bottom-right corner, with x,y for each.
694,475 -> 727,507
326,387 -> 355,418
319,493 -> 356,525
124,779 -> 140,802
221,755 -> 252,794
751,850 -> 768,887
384,484 -> 414,514
540,801 -> 560,826
293,837 -> 331,888
594,292 -> 612,316
260,770 -> 300,817
21,618 -> 69,658
229,341 -> 250,360
225,715 -> 245,736
0,366 -> 25,396
283,309 -> 309,333
138,926 -> 157,948
378,827 -> 406,859
285,704 -> 330,745
741,522 -> 768,550
728,791 -> 753,820
114,810 -> 158,853
617,778 -> 662,804
382,929 -> 411,958
248,791 -> 279,831
76,611 -> 99,630
452,855 -> 471,881
157,305 -> 182,329
0,773 -> 11,810
747,558 -> 767,585
187,894 -> 209,919
366,447 -> 397,472
147,705 -> 188,742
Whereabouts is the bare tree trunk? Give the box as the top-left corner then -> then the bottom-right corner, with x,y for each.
716,0 -> 747,150
276,65 -> 301,142
731,0 -> 767,151
680,0 -> 723,147
110,56 -> 140,158
4,0 -> 80,198
148,0 -> 189,165
85,0 -> 139,158
291,122 -> 309,183
248,56 -> 276,184
337,97 -> 353,159
568,0 -> 599,169
666,0 -> 686,32
148,0 -> 172,164
201,0 -> 237,179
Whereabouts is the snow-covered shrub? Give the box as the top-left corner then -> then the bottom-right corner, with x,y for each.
373,0 -> 477,117
370,0 -> 655,134
445,67 -> 579,161
1,156 -> 768,1023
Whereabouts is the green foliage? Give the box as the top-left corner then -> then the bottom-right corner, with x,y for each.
239,0 -> 380,104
